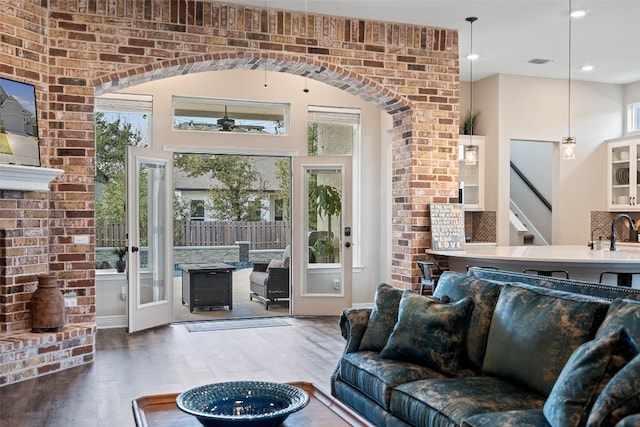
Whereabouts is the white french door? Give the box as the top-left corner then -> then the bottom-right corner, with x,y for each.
291,156 -> 352,316
126,146 -> 174,333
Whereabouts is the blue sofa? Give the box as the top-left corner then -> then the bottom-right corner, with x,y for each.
331,267 -> 640,427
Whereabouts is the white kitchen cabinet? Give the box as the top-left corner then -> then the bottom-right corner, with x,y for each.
607,136 -> 640,211
458,135 -> 485,211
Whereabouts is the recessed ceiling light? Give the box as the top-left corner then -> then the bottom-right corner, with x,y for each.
570,10 -> 587,18
467,53 -> 479,61
528,58 -> 553,65
581,65 -> 594,72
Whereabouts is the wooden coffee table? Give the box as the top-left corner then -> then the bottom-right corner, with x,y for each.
132,381 -> 373,427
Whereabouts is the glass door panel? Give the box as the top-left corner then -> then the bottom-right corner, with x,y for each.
127,146 -> 173,333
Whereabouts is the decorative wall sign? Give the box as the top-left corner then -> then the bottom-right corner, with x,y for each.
0,77 -> 40,167
429,203 -> 465,250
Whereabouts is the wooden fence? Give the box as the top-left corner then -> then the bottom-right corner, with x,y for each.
96,220 -> 291,250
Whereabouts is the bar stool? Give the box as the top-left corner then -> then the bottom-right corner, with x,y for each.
417,261 -> 446,295
523,268 -> 570,279
599,272 -> 640,287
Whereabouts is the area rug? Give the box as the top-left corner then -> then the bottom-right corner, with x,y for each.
183,318 -> 291,332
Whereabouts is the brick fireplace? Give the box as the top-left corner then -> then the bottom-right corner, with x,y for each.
0,165 -> 96,386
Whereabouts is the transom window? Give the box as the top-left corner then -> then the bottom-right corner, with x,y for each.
629,102 -> 640,133
172,97 -> 288,135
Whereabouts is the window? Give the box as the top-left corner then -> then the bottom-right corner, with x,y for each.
308,106 -> 359,156
173,97 -> 288,135
308,106 -> 361,265
629,102 -> 640,133
94,94 -> 153,269
190,200 -> 205,221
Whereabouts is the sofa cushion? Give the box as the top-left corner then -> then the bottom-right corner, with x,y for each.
434,272 -> 503,370
359,283 -> 409,351
586,353 -> 640,427
380,291 -> 473,376
596,299 -> 640,344
462,409 -> 549,427
390,376 -> 546,427
333,379 -> 392,427
340,351 -> 446,411
543,328 -> 638,427
482,282 -> 609,396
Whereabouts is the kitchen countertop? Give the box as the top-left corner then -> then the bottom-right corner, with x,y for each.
427,244 -> 640,286
427,244 -> 640,264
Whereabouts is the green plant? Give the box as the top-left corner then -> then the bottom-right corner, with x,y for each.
313,237 -> 336,263
112,246 -> 127,260
461,110 -> 481,135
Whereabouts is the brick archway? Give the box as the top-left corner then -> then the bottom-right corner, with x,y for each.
95,53 -> 410,115
93,51 -> 441,291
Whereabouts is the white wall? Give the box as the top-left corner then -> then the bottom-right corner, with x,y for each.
470,74 -> 624,245
624,82 -> 640,136
115,70 -> 387,306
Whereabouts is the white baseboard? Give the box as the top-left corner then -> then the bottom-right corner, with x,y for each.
96,315 -> 127,329
352,302 -> 373,309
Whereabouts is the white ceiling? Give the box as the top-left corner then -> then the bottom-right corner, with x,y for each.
223,0 -> 639,85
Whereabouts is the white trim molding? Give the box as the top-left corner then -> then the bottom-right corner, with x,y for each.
0,164 -> 63,191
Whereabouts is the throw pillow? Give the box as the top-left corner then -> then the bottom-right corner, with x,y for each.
380,291 -> 473,375
595,299 -> 640,344
359,283 -> 408,351
543,328 -> 639,427
281,245 -> 291,268
586,353 -> 640,427
267,259 -> 282,270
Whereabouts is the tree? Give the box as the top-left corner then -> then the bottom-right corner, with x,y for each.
275,158 -> 291,220
94,112 -> 146,227
175,154 -> 264,221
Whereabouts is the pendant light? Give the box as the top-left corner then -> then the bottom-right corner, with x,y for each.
562,0 -> 576,159
464,17 -> 478,166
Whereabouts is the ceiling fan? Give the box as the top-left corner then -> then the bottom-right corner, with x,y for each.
214,106 -> 265,133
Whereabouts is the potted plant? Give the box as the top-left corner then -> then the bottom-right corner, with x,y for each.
461,110 -> 481,135
309,183 -> 341,263
313,236 -> 336,263
112,246 -> 127,273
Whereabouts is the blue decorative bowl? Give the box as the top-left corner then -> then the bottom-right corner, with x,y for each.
176,381 -> 310,427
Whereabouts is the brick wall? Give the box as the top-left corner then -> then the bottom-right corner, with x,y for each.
0,0 -> 459,385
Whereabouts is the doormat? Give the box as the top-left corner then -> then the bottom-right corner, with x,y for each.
183,318 -> 291,332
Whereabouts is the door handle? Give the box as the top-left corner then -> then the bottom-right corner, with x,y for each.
131,246 -> 139,253
345,242 -> 351,248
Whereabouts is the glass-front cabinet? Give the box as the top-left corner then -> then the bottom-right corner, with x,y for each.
607,136 -> 640,211
458,135 -> 485,211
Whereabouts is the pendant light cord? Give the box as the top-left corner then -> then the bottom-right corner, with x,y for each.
567,0 -> 572,139
466,17 -> 478,142
469,19 -> 474,137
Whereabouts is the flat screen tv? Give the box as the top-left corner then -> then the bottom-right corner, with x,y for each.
0,77 -> 41,166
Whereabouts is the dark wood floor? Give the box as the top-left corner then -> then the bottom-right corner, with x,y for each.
0,316 -> 345,427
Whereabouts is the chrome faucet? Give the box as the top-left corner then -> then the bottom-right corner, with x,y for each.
610,213 -> 637,251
